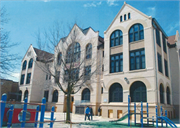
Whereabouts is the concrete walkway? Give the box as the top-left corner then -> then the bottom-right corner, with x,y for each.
42,112 -> 180,128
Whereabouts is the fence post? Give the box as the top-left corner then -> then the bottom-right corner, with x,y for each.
141,101 -> 143,128
128,95 -> 130,127
34,105 -> 39,128
7,105 -> 14,128
156,106 -> 158,128
1,93 -> 7,127
147,103 -> 149,126
160,106 -> 163,127
39,98 -> 46,128
134,102 -> 136,126
21,97 -> 28,128
165,110 -> 167,127
50,106 -> 55,128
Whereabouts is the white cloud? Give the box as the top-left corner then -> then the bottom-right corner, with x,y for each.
167,22 -> 179,34
83,1 -> 102,8
43,0 -> 51,2
107,0 -> 118,6
147,6 -> 156,17
6,72 -> 20,82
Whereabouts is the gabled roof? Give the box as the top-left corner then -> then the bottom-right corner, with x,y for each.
105,2 -> 150,34
33,47 -> 54,62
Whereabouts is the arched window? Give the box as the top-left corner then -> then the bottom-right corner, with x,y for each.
129,23 -> 144,42
130,81 -> 147,102
166,87 -> 170,105
52,90 -> 58,102
66,42 -> 81,63
57,52 -> 62,65
18,90 -> 22,101
86,43 -> 92,59
24,90 -> 28,100
110,30 -> 123,47
109,83 -> 123,102
81,88 -> 90,102
124,14 -> 126,21
28,58 -> 33,68
160,84 -> 164,104
120,16 -> 122,22
128,13 -> 130,19
22,60 -> 27,70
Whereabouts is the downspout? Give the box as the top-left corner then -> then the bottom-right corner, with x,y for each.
152,21 -> 159,110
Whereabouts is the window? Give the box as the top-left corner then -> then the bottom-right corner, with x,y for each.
84,65 -> 91,80
103,51 -> 104,57
82,88 -> 90,102
124,14 -> 126,21
57,52 -> 62,65
64,68 -> 79,82
102,64 -> 104,71
162,35 -> 167,53
129,23 -> 144,42
110,30 -> 123,47
110,53 -> 123,73
46,74 -> 48,80
28,58 -> 33,68
22,61 -> 27,70
66,42 -> 81,63
109,83 -> 123,102
52,90 -> 58,102
18,91 -> 22,101
157,53 -> 163,73
49,75 -> 51,80
160,84 -> 164,104
101,87 -> 103,94
156,29 -> 161,47
20,74 -> 25,85
130,81 -> 147,102
26,73 -> 31,84
24,90 -> 28,100
120,16 -> 122,22
86,43 -> 92,59
164,59 -> 169,77
128,13 -> 130,19
130,49 -> 145,70
166,87 -> 170,105
44,90 -> 49,102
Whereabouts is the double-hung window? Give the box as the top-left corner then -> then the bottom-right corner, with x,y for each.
110,53 -> 123,73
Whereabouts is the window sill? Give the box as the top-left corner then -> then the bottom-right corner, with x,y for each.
158,71 -> 164,76
129,68 -> 147,73
106,72 -> 124,76
110,44 -> 123,49
129,39 -> 144,44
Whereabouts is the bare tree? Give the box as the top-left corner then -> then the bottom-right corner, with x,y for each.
0,6 -> 20,78
35,22 -> 103,123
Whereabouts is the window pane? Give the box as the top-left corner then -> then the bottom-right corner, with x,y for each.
134,25 -> 138,32
134,32 -> 138,41
129,34 -> 133,42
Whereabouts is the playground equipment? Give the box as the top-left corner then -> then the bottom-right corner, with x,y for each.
0,93 -> 57,128
110,95 -> 177,128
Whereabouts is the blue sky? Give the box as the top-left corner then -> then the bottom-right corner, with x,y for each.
1,0 -> 179,81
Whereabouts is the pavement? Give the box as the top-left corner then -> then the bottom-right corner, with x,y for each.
42,112 -> 180,128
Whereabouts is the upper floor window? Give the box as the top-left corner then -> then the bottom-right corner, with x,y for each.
110,30 -> 123,47
66,42 -> 81,63
28,58 -> 33,69
128,13 -> 130,19
156,29 -> 161,47
64,68 -> 79,82
160,84 -> 164,104
120,16 -> 122,22
166,87 -> 170,105
130,49 -> 145,70
26,73 -> 31,84
110,53 -> 123,73
164,59 -> 169,77
82,88 -> 90,102
84,65 -> 91,80
22,60 -> 27,70
162,35 -> 167,53
57,52 -> 62,65
52,90 -> 58,102
124,14 -> 126,21
20,74 -> 25,85
86,43 -> 92,59
129,23 -> 144,42
157,53 -> 163,73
